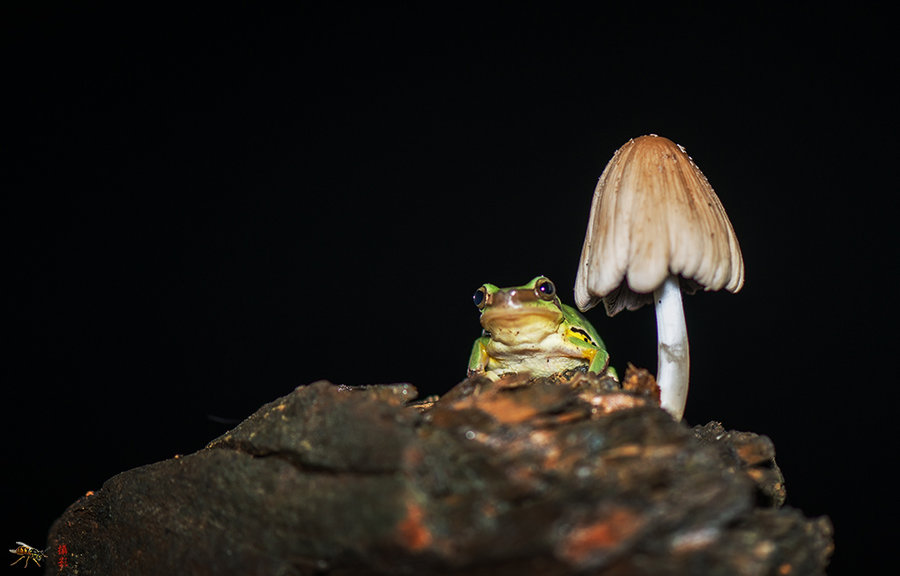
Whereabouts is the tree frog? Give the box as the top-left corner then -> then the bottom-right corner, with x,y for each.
467,276 -> 614,380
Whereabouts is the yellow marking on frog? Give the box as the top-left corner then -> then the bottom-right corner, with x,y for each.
568,326 -> 597,346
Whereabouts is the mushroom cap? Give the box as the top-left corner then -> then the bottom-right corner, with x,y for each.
575,135 -> 744,315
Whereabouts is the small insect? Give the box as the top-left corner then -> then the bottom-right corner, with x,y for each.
9,542 -> 45,568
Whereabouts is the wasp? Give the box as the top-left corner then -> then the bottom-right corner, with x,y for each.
9,542 -> 45,568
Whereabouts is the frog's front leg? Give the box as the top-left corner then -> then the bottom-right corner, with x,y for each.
467,336 -> 491,377
567,335 -> 610,375
588,346 -> 610,375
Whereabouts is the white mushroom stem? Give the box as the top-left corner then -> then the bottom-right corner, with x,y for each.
654,275 -> 690,420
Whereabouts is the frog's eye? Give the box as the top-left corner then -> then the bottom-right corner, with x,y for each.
534,277 -> 556,301
473,286 -> 489,309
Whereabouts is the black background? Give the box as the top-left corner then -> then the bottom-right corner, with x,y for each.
3,5 -> 896,574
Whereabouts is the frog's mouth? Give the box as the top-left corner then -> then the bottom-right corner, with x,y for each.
481,306 -> 560,326
480,306 -> 563,341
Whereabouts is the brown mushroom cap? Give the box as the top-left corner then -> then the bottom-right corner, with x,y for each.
575,135 -> 744,315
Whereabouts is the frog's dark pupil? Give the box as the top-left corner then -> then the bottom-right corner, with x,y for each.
473,289 -> 485,308
538,280 -> 555,298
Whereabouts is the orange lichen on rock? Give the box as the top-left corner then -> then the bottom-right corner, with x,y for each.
396,500 -> 433,552
472,393 -> 542,424
558,506 -> 646,566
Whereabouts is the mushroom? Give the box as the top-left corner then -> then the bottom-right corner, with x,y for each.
574,135 -> 744,420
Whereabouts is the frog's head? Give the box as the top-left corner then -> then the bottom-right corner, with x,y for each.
473,276 -> 564,344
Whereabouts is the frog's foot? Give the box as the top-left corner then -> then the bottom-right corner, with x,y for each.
606,365 -> 619,382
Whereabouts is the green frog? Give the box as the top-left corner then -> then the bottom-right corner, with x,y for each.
467,276 -> 614,380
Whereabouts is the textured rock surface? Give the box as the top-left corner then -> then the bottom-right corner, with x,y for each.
45,370 -> 832,575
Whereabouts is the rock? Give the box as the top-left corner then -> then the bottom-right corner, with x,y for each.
45,370 -> 832,575
692,421 -> 787,508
